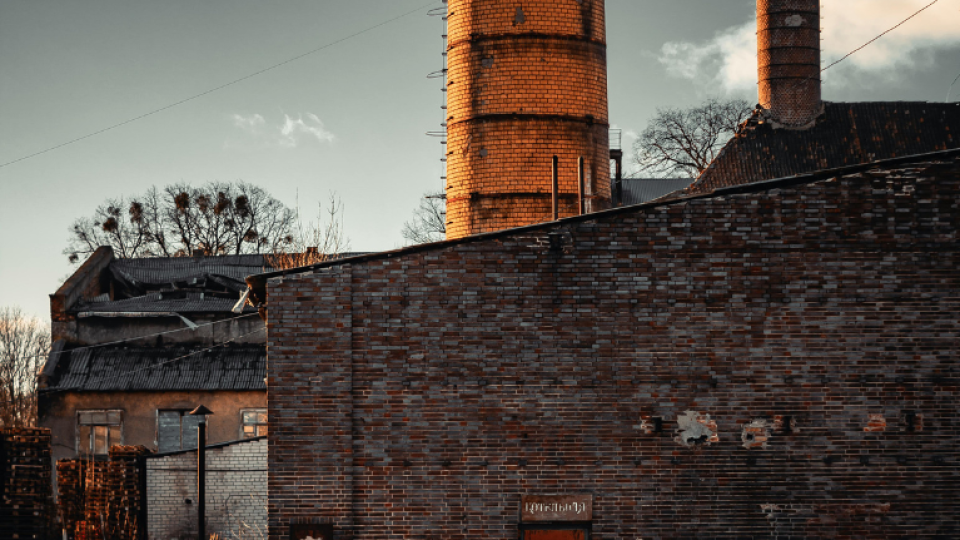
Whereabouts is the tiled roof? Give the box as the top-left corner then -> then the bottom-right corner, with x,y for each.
691,101 -> 960,193
77,291 -> 255,314
621,178 -> 694,206
46,344 -> 266,391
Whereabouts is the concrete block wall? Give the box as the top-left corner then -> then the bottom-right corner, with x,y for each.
266,159 -> 960,539
147,437 -> 266,540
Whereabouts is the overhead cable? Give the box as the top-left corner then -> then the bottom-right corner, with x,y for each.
0,1 -> 440,170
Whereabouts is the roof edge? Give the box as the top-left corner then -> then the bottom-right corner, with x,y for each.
144,435 -> 268,459
246,147 -> 960,307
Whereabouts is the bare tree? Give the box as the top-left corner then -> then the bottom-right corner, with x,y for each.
265,193 -> 351,270
401,191 -> 446,245
0,307 -> 49,428
632,98 -> 754,178
66,182 -> 297,262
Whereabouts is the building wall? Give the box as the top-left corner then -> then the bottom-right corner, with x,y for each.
41,390 -> 266,465
445,0 -> 610,239
266,161 -> 960,539
146,437 -> 267,540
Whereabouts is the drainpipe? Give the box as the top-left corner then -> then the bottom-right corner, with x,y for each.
578,156 -> 585,215
552,156 -> 559,221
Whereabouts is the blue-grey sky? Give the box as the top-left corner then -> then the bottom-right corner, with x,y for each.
2,0 -> 959,321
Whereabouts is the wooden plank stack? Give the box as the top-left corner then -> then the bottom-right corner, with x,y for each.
0,428 -> 53,540
56,446 -> 150,540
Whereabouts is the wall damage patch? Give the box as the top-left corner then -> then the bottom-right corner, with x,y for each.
864,414 -> 887,432
742,419 -> 771,450
675,411 -> 718,448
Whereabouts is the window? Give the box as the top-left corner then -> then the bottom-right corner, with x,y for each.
157,410 -> 201,453
77,410 -> 122,457
241,409 -> 267,438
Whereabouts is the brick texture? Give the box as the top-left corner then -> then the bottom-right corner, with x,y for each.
446,0 -> 610,239
757,0 -> 821,127
267,158 -> 960,539
146,437 -> 267,540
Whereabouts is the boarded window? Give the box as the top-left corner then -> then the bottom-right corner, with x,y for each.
158,410 -> 202,452
77,410 -> 122,457
241,409 -> 267,438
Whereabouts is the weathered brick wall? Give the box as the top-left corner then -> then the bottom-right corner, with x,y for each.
146,437 -> 266,540
1,428 -> 53,540
268,159 -> 960,539
446,0 -> 610,239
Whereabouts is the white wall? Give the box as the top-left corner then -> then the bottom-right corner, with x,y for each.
146,437 -> 266,540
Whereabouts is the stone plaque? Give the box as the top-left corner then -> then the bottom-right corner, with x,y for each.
522,494 -> 593,522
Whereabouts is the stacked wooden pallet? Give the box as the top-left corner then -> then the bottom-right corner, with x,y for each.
0,428 -> 53,540
56,446 -> 151,540
56,459 -> 88,539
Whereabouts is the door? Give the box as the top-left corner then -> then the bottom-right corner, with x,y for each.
523,531 -> 586,540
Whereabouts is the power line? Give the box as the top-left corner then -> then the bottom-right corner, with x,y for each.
947,71 -> 960,102
820,0 -> 939,75
0,1 -> 440,170
768,0 -> 941,107
10,312 -> 262,363
0,327 -> 267,406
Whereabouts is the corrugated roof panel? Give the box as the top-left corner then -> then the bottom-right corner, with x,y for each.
48,345 -> 266,392
620,178 -> 693,206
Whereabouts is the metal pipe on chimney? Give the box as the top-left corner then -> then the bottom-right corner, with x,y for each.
578,157 -> 585,216
552,156 -> 559,221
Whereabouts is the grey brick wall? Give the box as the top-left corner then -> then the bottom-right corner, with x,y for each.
267,159 -> 960,539
147,437 -> 266,540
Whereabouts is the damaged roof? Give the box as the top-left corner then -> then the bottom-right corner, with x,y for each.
691,101 -> 960,194
77,291 -> 256,314
110,255 -> 272,294
44,344 -> 266,391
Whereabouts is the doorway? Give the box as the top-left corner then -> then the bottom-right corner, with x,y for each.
521,525 -> 590,540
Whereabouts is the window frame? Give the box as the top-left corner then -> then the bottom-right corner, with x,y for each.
76,409 -> 123,458
240,408 -> 268,439
156,409 -> 202,453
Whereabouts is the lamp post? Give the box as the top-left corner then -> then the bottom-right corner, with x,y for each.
189,405 -> 213,540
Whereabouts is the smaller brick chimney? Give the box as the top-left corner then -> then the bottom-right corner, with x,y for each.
757,0 -> 822,127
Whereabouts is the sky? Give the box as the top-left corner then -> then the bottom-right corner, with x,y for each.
1,0 -> 959,322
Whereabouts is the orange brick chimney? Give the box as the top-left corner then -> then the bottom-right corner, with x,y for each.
445,0 -> 611,240
757,0 -> 822,127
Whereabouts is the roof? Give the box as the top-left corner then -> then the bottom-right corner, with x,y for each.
44,344 -> 266,391
245,148 -> 960,307
110,255 -> 272,293
69,252 -> 367,316
620,178 -> 693,205
691,101 -> 960,194
77,291 -> 255,314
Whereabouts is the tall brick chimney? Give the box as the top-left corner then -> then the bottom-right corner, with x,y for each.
444,0 -> 611,240
757,0 -> 822,127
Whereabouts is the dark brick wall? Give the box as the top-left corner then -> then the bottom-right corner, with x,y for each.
267,160 -> 960,539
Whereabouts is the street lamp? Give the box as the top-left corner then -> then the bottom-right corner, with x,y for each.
189,405 -> 213,540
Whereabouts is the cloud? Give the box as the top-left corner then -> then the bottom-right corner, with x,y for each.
279,113 -> 335,147
228,112 -> 335,148
232,113 -> 265,132
657,0 -> 960,94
